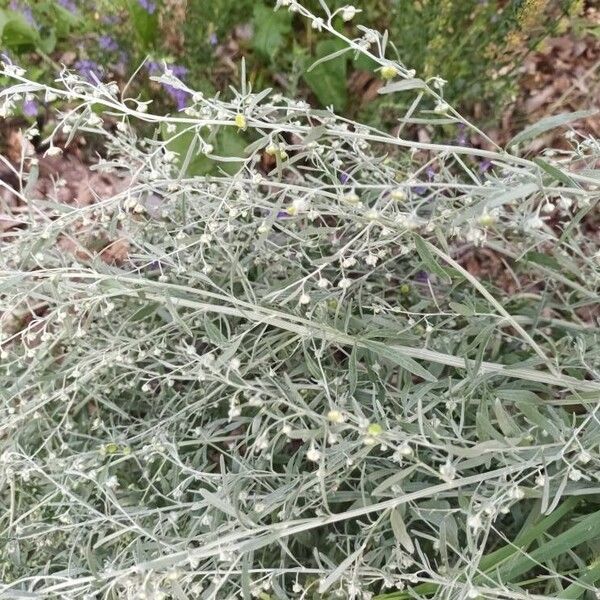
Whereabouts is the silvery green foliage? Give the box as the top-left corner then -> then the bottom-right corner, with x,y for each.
1,3 -> 599,599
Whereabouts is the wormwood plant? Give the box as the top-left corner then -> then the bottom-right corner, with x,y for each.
1,1 -> 599,599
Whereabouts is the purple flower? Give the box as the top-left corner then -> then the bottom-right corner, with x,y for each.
9,1 -> 38,28
412,185 -> 427,196
169,65 -> 188,79
75,59 -> 103,84
146,62 -> 190,110
479,160 -> 492,173
57,0 -> 77,11
456,124 -> 468,146
22,99 -> 38,117
115,50 -> 129,66
164,86 -> 190,110
414,271 -> 430,284
209,32 -> 218,47
138,0 -> 156,14
99,35 -> 119,52
339,171 -> 350,184
426,167 -> 436,181
146,60 -> 161,75
277,211 -> 290,219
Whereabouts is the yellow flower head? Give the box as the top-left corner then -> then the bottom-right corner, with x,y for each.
235,113 -> 247,129
380,65 -> 398,80
367,423 -> 383,436
103,443 -> 119,455
391,189 -> 406,201
327,410 -> 345,424
478,212 -> 496,228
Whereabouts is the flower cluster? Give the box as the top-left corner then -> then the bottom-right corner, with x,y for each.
147,61 -> 191,110
138,0 -> 157,14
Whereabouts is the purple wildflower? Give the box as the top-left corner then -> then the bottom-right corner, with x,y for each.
138,0 -> 157,14
146,60 -> 161,76
146,62 -> 190,110
339,171 -> 350,184
277,211 -> 290,219
412,185 -> 427,196
22,99 -> 38,117
209,32 -> 218,47
414,271 -> 430,284
479,160 -> 492,173
456,124 -> 468,146
426,167 -> 436,181
99,35 -> 119,52
75,59 -> 103,84
9,1 -> 38,29
169,65 -> 188,79
165,86 -> 190,110
57,0 -> 77,12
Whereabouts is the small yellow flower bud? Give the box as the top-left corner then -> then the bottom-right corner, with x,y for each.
103,443 -> 119,455
391,189 -> 406,201
367,423 -> 383,436
327,410 -> 345,424
478,212 -> 496,228
235,114 -> 247,129
380,65 -> 398,80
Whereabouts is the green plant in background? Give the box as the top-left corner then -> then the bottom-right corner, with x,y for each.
0,1 -> 79,56
0,0 -> 587,125
181,0 -> 586,126
0,0 -> 186,117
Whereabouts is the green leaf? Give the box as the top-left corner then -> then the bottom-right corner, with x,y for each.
38,28 -> 57,54
509,109 -> 599,147
533,157 -> 577,187
303,39 -> 348,112
0,9 -> 39,50
492,398 -> 521,438
390,508 -> 414,554
162,123 -> 247,176
53,3 -> 81,30
252,3 -> 292,61
126,0 -> 158,49
454,183 -> 539,226
557,560 -> 600,599
413,235 -> 452,283
448,301 -> 474,316
490,508 -> 600,583
479,498 -> 578,573
522,250 -> 562,271
378,79 -> 427,94
215,128 -> 249,175
130,302 -> 159,322
354,51 -> 379,72
0,9 -> 10,39
364,340 -> 437,383
348,346 -> 358,395
374,500 -> 582,600
495,389 -> 543,404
